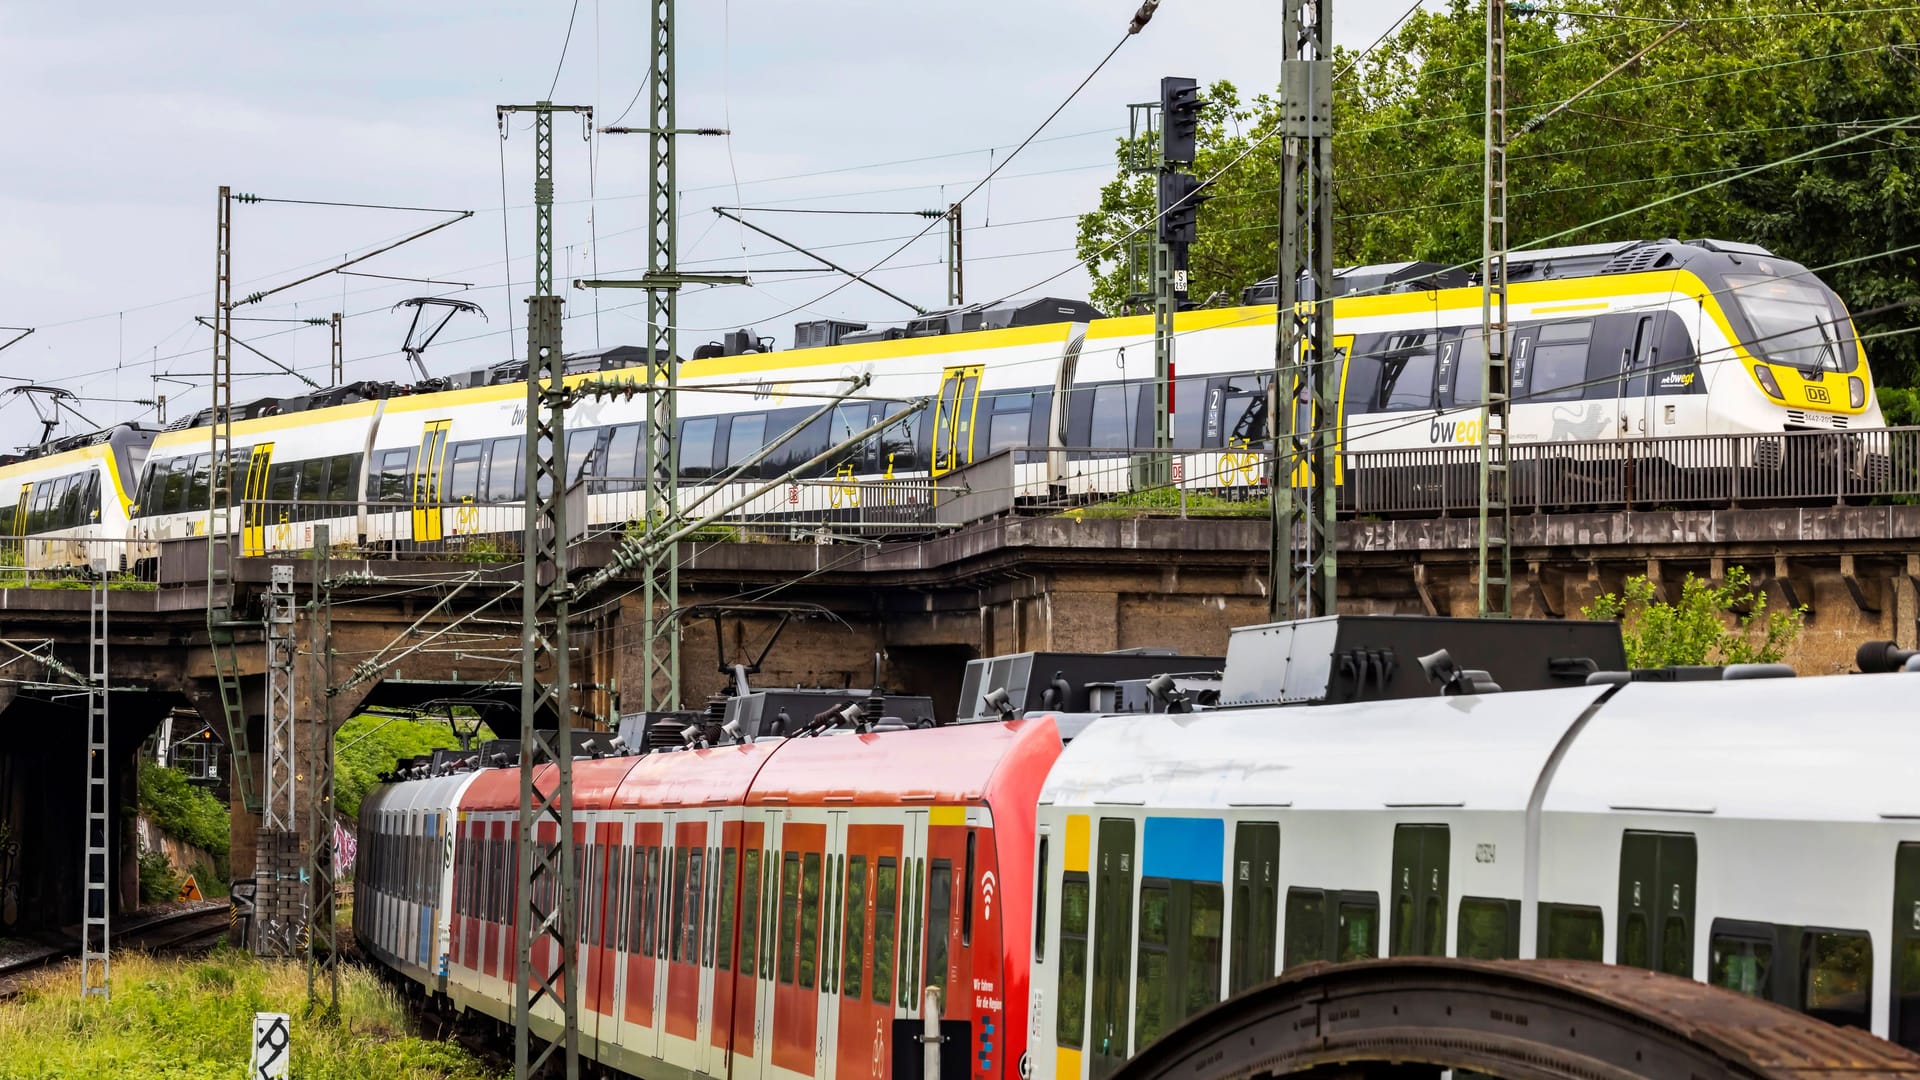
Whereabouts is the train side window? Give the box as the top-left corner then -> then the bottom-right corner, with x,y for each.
1390,824 -> 1450,958
482,437 -> 522,503
687,848 -> 707,965
738,848 -> 760,974
1229,822 -> 1279,995
843,855 -> 867,1000
1538,903 -> 1605,961
627,844 -> 645,953
1457,897 -> 1521,959
874,857 -> 898,1005
926,857 -> 952,1002
1135,880 -> 1172,1050
763,848 -> 779,979
776,852 -> 800,984
1336,893 -> 1379,961
963,831 -> 976,946
1035,838 -> 1051,962
1088,383 -> 1138,450
565,426 -> 605,484
798,852 -> 822,989
1057,870 -> 1090,1050
646,847 -> 663,959
1283,888 -> 1326,967
1652,313 -> 1700,395
680,417 -> 718,480
822,854 -> 839,992
726,414 -> 768,479
1709,919 -> 1779,1000
984,392 -> 1035,456
1804,928 -> 1873,1031
902,858 -> 923,1005
717,846 -> 738,970
603,424 -> 642,485
1895,843 -> 1920,1050
297,457 -> 326,517
446,443 -> 483,504
325,453 -> 358,507
375,449 -> 412,503
160,457 -> 193,515
1379,333 -> 1439,411
1525,320 -> 1594,402
1453,332 -> 1488,407
668,847 -> 689,962
1187,882 -> 1225,1016
1089,817 -> 1135,1072
1618,831 -> 1696,977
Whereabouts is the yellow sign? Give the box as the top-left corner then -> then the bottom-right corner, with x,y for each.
177,874 -> 203,902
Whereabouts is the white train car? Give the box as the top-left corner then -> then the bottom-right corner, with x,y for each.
0,425 -> 152,575
1028,671 -> 1920,1078
357,766 -> 480,994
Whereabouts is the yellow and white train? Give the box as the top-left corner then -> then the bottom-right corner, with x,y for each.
0,237 -> 1884,572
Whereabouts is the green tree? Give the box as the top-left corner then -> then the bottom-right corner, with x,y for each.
335,713 -> 494,822
137,759 -> 231,881
1581,565 -> 1805,667
1074,1 -> 1920,383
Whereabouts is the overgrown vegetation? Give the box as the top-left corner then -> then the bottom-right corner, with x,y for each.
1065,486 -> 1271,519
336,714 -> 493,822
137,760 -> 230,883
136,850 -> 179,905
1077,0 -> 1920,386
0,950 -> 501,1079
1582,565 -> 1806,667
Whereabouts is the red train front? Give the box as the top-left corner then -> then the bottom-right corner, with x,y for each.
366,716 -> 1061,1080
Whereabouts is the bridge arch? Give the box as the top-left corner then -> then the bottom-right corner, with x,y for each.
1109,958 -> 1920,1080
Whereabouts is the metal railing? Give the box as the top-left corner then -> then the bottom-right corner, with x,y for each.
0,536 -> 160,590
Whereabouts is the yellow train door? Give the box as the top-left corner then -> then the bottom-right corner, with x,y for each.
412,421 -> 451,542
931,365 -> 983,477
7,482 -> 28,564
241,443 -> 274,556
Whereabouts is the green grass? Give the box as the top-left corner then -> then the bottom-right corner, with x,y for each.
1062,486 -> 1273,520
0,950 -> 501,1079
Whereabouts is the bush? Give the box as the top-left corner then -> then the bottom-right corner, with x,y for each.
136,850 -> 179,904
137,760 -> 230,881
1879,385 -> 1920,427
1582,565 -> 1806,668
335,714 -> 493,822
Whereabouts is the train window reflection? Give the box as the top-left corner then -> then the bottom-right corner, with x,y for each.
1803,928 -> 1873,1031
1539,903 -> 1604,961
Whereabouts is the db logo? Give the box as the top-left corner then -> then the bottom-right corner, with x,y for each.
1805,385 -> 1831,404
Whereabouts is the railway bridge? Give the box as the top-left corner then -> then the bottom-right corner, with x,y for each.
0,494 -> 1916,933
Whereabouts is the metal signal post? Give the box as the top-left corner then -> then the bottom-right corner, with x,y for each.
1479,0 -> 1513,618
1272,0 -> 1337,620
497,99 -> 592,1080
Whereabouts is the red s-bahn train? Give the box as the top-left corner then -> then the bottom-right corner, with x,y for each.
358,717 -> 1062,1080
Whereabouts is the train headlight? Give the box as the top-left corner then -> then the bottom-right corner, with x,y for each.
1849,376 -> 1866,409
1752,364 -> 1783,400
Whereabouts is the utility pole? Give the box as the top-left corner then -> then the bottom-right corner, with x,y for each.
80,582 -> 109,1000
945,203 -> 964,307
1271,0 -> 1337,621
262,565 -> 298,838
587,0 -> 738,716
329,313 -> 343,386
1479,0 -> 1512,618
206,185 -> 258,817
306,526 -> 338,1017
497,99 -> 591,1080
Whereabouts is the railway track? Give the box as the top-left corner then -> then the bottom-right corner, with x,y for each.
0,900 -> 230,998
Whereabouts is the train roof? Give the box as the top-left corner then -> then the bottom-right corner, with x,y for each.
1546,672 -> 1920,822
0,423 -> 153,469
1040,685 -> 1611,812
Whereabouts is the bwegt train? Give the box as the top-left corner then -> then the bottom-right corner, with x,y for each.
357,629 -> 1920,1080
2,236 -> 1881,574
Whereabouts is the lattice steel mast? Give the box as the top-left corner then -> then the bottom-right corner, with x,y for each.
1271,0 -> 1337,620
1479,0 -> 1513,618
497,99 -> 591,1080
206,185 -> 259,815
306,525 -> 338,1016
263,565 -> 297,833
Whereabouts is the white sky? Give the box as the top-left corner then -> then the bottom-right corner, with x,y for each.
0,1 -> 1433,443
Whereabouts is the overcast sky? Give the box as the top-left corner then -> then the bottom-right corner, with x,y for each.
0,1 -> 1434,444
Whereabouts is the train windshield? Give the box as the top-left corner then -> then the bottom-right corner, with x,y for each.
1725,275 -> 1859,373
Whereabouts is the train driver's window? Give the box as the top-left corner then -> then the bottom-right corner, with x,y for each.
1525,320 -> 1594,402
1802,928 -> 1873,1032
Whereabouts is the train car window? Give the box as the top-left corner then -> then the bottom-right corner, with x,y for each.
777,852 -> 800,984
874,407 -> 918,476
1336,894 -> 1379,961
823,403 -> 871,476
578,842 -> 595,945
1708,919 -> 1780,1000
374,449 -> 412,503
1283,888 -> 1326,967
1057,870 -> 1090,1050
1622,315 -> 1657,398
1027,388 -> 1056,449
717,846 -> 738,971
902,859 -> 923,1005
1896,843 -> 1920,1050
739,848 -> 761,975
700,847 -> 717,967
927,858 -> 953,1004
1525,320 -> 1594,402
1229,822 -> 1279,995
1390,824 -> 1451,958
1617,831 -> 1696,977
603,424 -> 642,486
726,414 -> 768,479
1802,928 -> 1873,1031
963,831 -> 976,946
1035,838 -> 1051,962
763,848 -> 779,978
297,457 -> 326,517
1538,903 -> 1604,961
1164,377 -> 1208,449
1134,880 -> 1171,1050
874,857 -> 897,1005
1379,333 -> 1439,411
565,427 -> 604,485
1457,898 -> 1521,959
446,444 -> 483,504
1089,818 -> 1135,1074
1453,331 -> 1488,407
823,852 -> 839,991
683,848 -> 706,964
1088,383 -> 1138,450
1650,313 -> 1699,394
984,392 -> 1035,457
482,438 -> 522,503
799,852 -> 822,989
159,458 -> 192,515
843,855 -> 867,1000
680,417 -> 718,480
324,454 -> 357,507
645,847 -> 662,959
1186,883 -> 1225,1018
265,462 -> 296,514
53,475 -> 80,530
